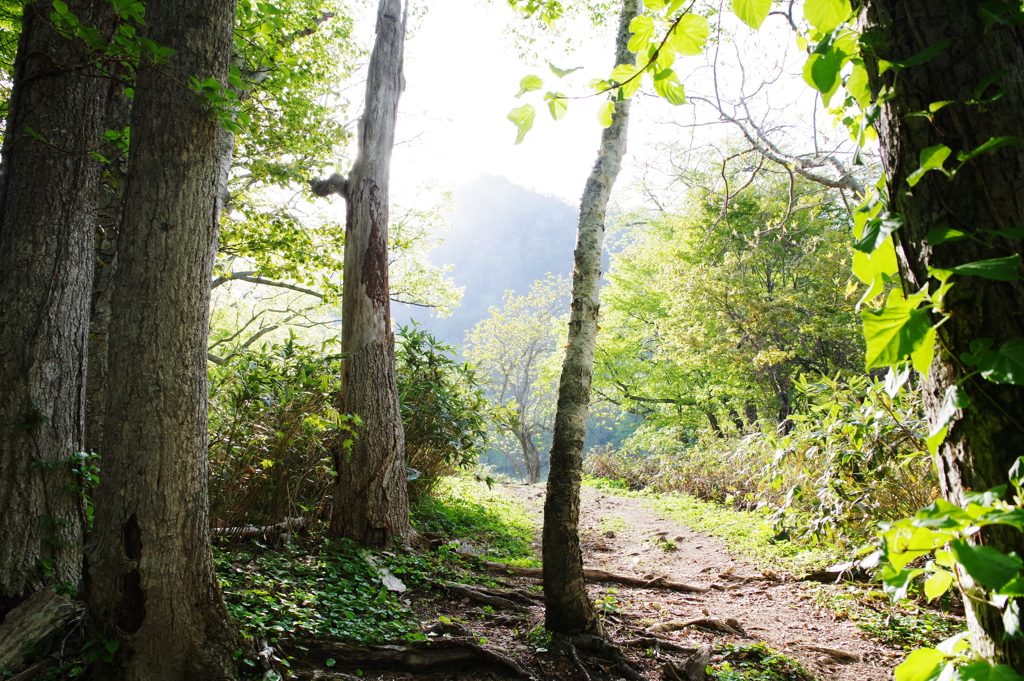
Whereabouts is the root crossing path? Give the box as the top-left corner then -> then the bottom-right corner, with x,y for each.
500,483 -> 902,681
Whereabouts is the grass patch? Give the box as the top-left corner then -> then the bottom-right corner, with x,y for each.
587,482 -> 837,575
412,474 -> 538,565
712,643 -> 815,681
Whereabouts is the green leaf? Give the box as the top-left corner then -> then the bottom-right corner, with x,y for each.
597,100 -> 615,127
669,14 -> 710,56
853,212 -> 903,253
652,70 -> 686,105
803,51 -> 843,96
732,0 -> 772,30
52,0 -> 68,13
847,62 -> 872,107
946,255 -> 1022,281
628,15 -> 657,52
926,426 -> 947,455
804,0 -> 852,32
950,539 -> 1023,591
610,64 -> 643,98
862,288 -> 932,370
974,338 -> 1024,385
955,661 -> 1024,681
548,62 -> 582,78
515,75 -> 544,98
924,571 -> 954,601
907,144 -> 952,187
507,104 -> 536,145
544,92 -> 567,120
894,648 -> 948,681
958,136 -> 1024,163
925,227 -> 967,246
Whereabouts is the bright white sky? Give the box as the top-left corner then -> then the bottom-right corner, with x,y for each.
393,2 -> 629,205
383,1 -> 853,210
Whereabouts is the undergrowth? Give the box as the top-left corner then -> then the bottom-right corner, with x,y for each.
712,643 -> 815,681
411,473 -> 538,565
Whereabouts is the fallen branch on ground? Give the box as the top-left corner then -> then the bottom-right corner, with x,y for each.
212,517 -> 305,543
304,639 -> 528,677
479,560 -> 709,593
0,588 -> 76,671
647,617 -> 746,637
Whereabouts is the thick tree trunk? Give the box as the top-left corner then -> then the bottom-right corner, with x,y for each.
859,1 -> 1024,670
85,1 -> 241,679
329,0 -> 411,546
85,81 -> 133,457
543,0 -> 636,637
0,0 -> 114,609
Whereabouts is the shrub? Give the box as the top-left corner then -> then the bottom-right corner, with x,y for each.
207,335 -> 357,528
396,324 -> 490,500
589,372 -> 935,547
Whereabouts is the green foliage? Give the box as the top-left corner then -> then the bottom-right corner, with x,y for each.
207,334 -> 358,527
815,585 -> 961,650
596,169 -> 863,434
396,325 -> 491,499
215,539 -> 419,645
866,459 -> 1024,681
411,474 -> 537,564
713,643 -> 815,681
465,275 -> 568,481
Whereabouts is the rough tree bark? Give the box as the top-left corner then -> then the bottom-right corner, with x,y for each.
858,1 -> 1024,670
0,0 -> 114,610
543,0 -> 636,637
320,0 -> 412,547
85,1 -> 241,678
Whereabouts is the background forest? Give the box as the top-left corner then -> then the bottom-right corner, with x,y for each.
1,0 -> 1024,680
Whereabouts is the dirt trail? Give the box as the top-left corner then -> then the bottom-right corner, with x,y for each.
499,482 -> 901,681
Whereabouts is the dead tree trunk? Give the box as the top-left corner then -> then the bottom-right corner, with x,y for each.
325,0 -> 412,546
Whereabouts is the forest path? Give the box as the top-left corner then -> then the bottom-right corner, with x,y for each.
498,482 -> 901,681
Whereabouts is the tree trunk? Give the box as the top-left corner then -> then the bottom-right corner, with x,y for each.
859,1 -> 1024,670
517,427 -> 542,484
85,79 -> 133,458
329,0 -> 411,547
542,0 -> 636,638
85,1 -> 241,678
0,0 -> 114,610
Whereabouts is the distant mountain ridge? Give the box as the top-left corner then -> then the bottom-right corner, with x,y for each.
394,174 -> 579,349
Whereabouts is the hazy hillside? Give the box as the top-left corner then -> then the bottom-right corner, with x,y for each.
394,174 -> 579,348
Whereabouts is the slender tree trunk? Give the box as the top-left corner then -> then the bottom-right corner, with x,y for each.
329,0 -> 411,547
859,1 -> 1024,670
85,1 -> 241,678
0,0 -> 114,611
543,0 -> 636,637
704,410 -> 724,438
517,427 -> 542,484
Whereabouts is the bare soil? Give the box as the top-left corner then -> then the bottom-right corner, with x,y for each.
295,482 -> 904,681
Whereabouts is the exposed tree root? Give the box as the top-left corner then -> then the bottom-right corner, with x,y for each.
663,643 -> 714,681
620,636 -> 699,654
557,633 -> 649,681
479,560 -> 709,593
647,616 -> 746,637
303,638 -> 529,677
442,583 -> 536,613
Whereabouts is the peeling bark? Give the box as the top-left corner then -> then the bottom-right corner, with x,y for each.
329,0 -> 411,546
